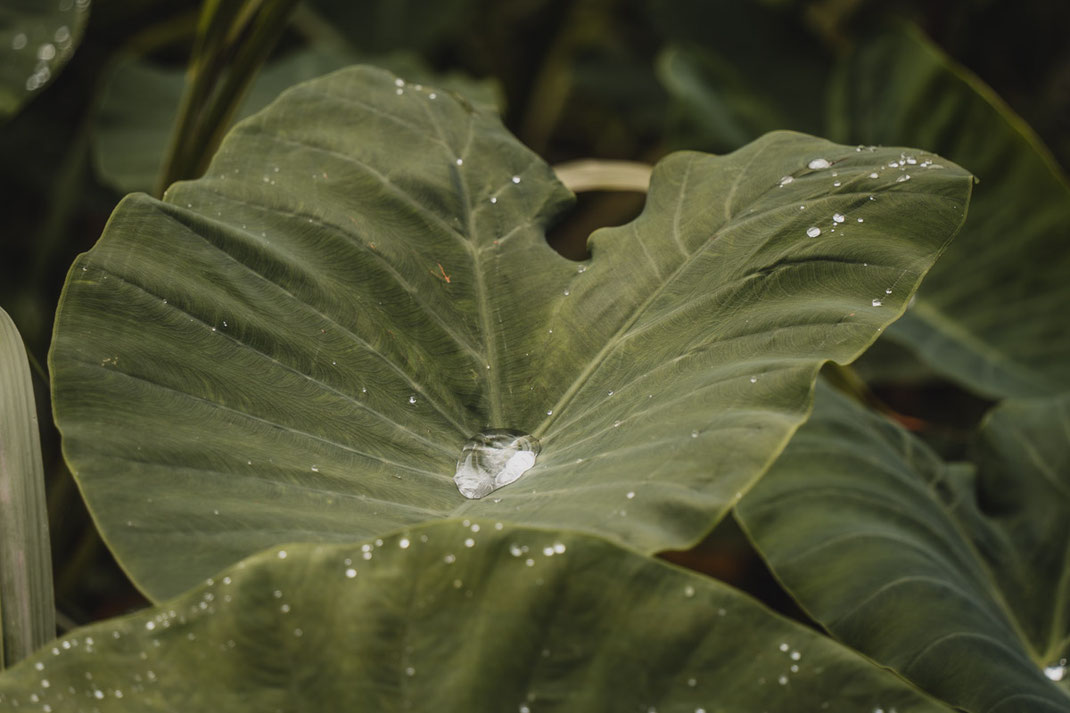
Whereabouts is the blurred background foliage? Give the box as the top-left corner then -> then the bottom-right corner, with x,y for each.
2,0 -> 1067,631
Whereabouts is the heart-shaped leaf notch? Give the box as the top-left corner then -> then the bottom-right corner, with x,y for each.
50,66 -> 973,600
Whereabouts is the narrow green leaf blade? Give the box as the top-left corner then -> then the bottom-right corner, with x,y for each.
51,66 -> 973,600
0,308 -> 54,668
828,27 -> 1070,397
0,522 -> 956,712
736,384 -> 1070,713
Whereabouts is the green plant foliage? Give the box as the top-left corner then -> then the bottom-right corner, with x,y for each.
736,383 -> 1070,713
0,308 -> 54,668
94,46 -> 501,194
658,25 -> 1070,399
0,521 -> 958,712
49,65 -> 972,601
829,28 -> 1070,398
0,0 -> 90,120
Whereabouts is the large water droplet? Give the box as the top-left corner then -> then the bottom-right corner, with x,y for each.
806,226 -> 821,238
1044,658 -> 1067,681
454,430 -> 540,499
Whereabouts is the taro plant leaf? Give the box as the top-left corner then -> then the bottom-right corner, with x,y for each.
0,308 -> 54,668
736,383 -> 1070,713
0,521 -> 957,712
0,0 -> 90,120
50,65 -> 972,600
828,27 -> 1070,398
93,47 -> 500,194
657,44 -> 803,154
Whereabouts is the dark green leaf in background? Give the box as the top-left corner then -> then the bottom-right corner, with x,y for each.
93,46 -> 501,194
0,0 -> 90,120
829,27 -> 1070,398
0,521 -> 957,712
737,383 -> 1070,713
52,65 -> 972,601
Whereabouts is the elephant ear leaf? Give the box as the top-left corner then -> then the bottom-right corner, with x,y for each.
828,26 -> 1070,397
737,384 -> 1070,713
0,522 -> 957,713
50,65 -> 973,601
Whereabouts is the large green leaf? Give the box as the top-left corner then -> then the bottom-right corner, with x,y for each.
828,27 -> 1070,397
0,521 -> 956,711
51,65 -> 973,600
736,384 -> 1070,713
93,47 -> 500,194
0,308 -> 54,668
0,0 -> 90,120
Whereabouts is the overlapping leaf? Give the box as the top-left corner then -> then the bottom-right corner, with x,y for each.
737,384 -> 1070,713
828,28 -> 1070,397
51,65 -> 972,600
0,521 -> 955,712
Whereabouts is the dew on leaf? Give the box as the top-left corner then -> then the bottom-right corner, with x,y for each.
808,158 -> 831,170
454,430 -> 540,499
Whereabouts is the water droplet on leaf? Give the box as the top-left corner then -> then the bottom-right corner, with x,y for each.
454,430 -> 540,499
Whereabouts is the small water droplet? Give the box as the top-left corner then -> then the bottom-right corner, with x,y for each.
429,92 -> 437,99
406,666 -> 416,676
12,33 -> 27,50
345,567 -> 357,578
779,643 -> 790,652
684,585 -> 695,597
399,538 -> 410,549
563,289 -> 570,296
490,196 -> 498,204
778,176 -> 794,187
409,395 -> 417,404
691,430 -> 698,438
577,265 -> 587,273
511,175 -> 521,184
394,78 -> 405,87
868,172 -> 879,179
277,550 -> 287,559
687,678 -> 697,687
626,491 -> 635,499
778,675 -> 789,685
808,158 -> 831,170
896,174 -> 911,183
885,288 -> 893,295
832,181 -> 841,187
546,409 -> 553,415
749,376 -> 758,383
790,650 -> 801,660
806,226 -> 821,238
872,298 -> 883,307
832,213 -> 845,223
857,218 -> 864,223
